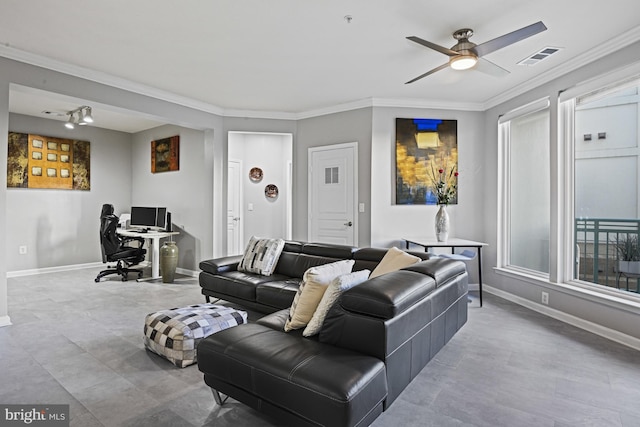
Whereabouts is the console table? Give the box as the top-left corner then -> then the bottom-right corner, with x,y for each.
117,229 -> 179,281
403,238 -> 488,306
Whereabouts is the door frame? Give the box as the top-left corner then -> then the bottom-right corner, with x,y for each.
227,158 -> 243,255
308,142 -> 358,246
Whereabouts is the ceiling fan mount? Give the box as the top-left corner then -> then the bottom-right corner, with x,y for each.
406,21 -> 547,84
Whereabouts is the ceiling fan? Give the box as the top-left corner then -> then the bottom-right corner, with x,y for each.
405,21 -> 547,84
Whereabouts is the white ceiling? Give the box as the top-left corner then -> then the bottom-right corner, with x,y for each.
1,0 -> 640,132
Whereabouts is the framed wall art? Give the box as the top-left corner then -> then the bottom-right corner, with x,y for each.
395,118 -> 458,205
7,132 -> 90,190
151,135 -> 180,173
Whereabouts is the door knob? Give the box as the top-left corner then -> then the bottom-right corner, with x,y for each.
344,221 -> 353,227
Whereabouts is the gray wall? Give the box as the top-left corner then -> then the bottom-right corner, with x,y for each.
370,107 -> 485,249
0,77 -> 8,325
482,41 -> 640,342
6,113 -> 132,271
131,124 -> 209,271
296,108 -> 373,246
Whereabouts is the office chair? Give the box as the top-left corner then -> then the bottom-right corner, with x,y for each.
95,204 -> 147,282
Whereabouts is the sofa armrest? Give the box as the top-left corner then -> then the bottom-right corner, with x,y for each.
199,255 -> 243,275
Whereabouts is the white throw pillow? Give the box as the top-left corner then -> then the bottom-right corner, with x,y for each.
284,259 -> 355,332
303,269 -> 371,337
237,236 -> 285,276
369,246 -> 421,278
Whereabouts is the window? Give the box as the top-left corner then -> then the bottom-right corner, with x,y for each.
563,79 -> 640,293
499,99 -> 551,275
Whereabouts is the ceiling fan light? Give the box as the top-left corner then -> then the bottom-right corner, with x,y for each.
450,55 -> 478,70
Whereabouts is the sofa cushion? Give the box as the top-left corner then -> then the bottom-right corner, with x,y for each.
369,247 -> 421,278
303,269 -> 370,337
199,271 -> 289,302
255,278 -> 303,310
284,260 -> 354,331
238,236 -> 285,276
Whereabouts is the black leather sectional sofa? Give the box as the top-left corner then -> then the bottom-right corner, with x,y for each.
198,241 -> 431,313
196,241 -> 469,427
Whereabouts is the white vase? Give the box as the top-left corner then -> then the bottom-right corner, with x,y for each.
435,204 -> 449,242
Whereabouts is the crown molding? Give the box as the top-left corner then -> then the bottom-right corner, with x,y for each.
483,24 -> 640,110
0,45 -> 226,116
222,109 -> 298,120
371,97 -> 485,111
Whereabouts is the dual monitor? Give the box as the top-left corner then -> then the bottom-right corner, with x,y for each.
130,206 -> 168,231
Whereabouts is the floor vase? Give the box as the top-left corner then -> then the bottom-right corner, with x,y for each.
160,241 -> 179,283
435,204 -> 449,242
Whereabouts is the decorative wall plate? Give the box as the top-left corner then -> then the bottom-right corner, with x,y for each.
264,184 -> 279,199
249,167 -> 263,182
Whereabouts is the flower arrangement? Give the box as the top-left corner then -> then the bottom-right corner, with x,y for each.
429,163 -> 458,205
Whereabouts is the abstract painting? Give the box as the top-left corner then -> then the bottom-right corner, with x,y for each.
395,118 -> 458,205
7,132 -> 90,190
151,135 -> 180,173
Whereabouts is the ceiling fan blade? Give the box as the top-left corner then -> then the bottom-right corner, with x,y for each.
407,36 -> 459,57
405,62 -> 450,84
473,21 -> 547,57
474,58 -> 510,77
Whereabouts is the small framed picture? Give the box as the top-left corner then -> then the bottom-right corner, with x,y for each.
60,143 -> 70,152
47,168 -> 57,177
47,153 -> 57,161
47,141 -> 58,150
60,154 -> 70,163
60,169 -> 70,178
32,167 -> 42,176
32,151 -> 43,160
32,139 -> 43,148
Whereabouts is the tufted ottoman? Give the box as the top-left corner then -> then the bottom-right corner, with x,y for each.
143,304 -> 247,367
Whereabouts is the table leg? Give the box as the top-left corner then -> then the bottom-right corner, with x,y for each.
151,237 -> 161,279
477,247 -> 483,307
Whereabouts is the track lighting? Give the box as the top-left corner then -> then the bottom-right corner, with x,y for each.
65,114 -> 75,129
64,106 -> 94,129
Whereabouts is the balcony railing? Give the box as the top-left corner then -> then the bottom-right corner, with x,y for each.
575,218 -> 640,291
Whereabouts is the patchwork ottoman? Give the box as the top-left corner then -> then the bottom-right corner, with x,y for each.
143,304 -> 247,367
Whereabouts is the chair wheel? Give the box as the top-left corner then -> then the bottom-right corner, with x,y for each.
94,278 -> 100,283
122,277 -> 128,282
138,272 -> 143,278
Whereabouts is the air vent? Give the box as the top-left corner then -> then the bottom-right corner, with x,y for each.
517,46 -> 562,66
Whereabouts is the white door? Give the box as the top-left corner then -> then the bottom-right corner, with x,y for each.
309,143 -> 357,245
227,160 -> 243,255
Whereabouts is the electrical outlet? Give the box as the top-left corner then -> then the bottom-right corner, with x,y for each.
19,245 -> 27,255
541,291 -> 549,305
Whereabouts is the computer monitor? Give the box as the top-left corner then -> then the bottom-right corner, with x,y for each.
130,206 -> 167,230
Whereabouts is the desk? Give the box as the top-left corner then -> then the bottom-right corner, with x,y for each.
403,238 -> 488,307
118,229 -> 179,280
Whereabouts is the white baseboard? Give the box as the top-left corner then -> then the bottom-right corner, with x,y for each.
176,267 -> 199,278
485,285 -> 640,352
7,263 -> 199,279
7,262 -> 103,278
0,316 -> 12,328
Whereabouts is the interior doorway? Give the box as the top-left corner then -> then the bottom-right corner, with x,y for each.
227,132 -> 293,255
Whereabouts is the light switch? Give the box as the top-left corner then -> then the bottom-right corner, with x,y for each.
248,203 -> 254,211
359,203 -> 365,213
